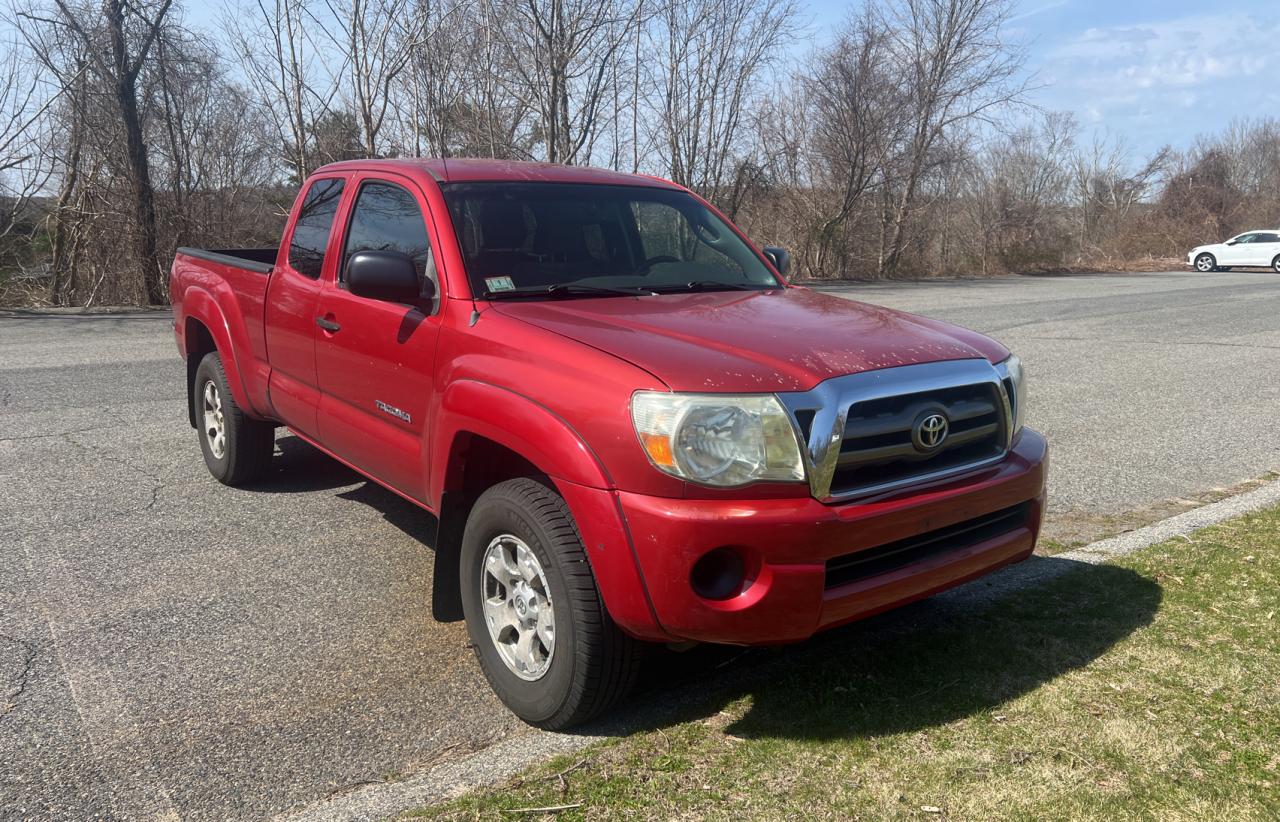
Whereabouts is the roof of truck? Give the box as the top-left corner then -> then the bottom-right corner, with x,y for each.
314,158 -> 683,189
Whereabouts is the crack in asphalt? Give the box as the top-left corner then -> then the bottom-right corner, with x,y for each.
58,429 -> 167,516
1,635 -> 40,721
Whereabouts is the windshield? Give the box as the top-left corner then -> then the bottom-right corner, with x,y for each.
440,182 -> 781,298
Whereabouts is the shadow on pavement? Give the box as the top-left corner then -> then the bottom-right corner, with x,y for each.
250,433 -> 442,539
246,434 -> 361,494
236,435 -> 1161,744
603,557 -> 1160,742
336,481 -> 440,544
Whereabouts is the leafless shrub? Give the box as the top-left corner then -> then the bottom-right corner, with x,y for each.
2,0 -> 1274,306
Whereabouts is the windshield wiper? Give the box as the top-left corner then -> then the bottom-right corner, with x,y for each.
648,280 -> 764,293
483,283 -> 657,300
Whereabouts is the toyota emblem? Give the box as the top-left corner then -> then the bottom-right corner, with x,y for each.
913,412 -> 949,451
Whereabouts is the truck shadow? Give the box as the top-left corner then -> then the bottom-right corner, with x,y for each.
247,434 -> 363,494
606,557 -> 1160,742
237,438 -> 1161,743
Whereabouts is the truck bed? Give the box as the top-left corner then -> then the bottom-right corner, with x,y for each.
171,246 -> 280,419
175,247 -> 277,273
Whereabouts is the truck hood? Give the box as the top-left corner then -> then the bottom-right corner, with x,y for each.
491,287 -> 1009,392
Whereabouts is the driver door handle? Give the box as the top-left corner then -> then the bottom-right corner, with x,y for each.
315,316 -> 341,333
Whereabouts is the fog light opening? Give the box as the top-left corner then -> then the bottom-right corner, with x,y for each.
690,547 -> 747,601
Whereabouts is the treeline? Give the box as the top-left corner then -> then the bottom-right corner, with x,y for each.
0,0 -> 1277,306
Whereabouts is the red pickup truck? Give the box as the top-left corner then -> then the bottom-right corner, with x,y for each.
170,158 -> 1046,729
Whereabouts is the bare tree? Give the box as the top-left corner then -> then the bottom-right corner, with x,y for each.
649,0 -> 797,214
1070,133 -> 1169,256
875,0 -> 1030,276
322,0 -> 435,157
494,0 -> 643,164
392,0 -> 470,157
0,45 -> 60,245
962,111 -> 1074,273
803,12 -> 903,270
18,0 -> 176,303
226,0 -> 342,181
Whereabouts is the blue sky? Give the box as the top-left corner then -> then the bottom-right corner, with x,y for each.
19,0 -> 1272,165
806,0 -> 1280,160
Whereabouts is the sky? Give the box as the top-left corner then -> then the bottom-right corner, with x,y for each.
806,0 -> 1280,160
11,0 -> 1276,166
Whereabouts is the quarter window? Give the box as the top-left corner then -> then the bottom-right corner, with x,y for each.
288,178 -> 345,279
342,181 -> 437,299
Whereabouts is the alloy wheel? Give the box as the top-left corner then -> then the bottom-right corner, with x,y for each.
480,534 -> 556,680
202,380 -> 227,459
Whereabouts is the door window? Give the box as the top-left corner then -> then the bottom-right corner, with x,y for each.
288,178 -> 345,279
342,181 -> 437,300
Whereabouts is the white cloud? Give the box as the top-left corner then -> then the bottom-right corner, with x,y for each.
1047,13 -> 1276,90
1008,0 -> 1069,24
1027,10 -> 1278,153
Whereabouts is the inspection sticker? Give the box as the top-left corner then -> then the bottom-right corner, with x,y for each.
485,276 -> 516,292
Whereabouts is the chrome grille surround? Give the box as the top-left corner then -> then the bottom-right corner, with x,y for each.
777,359 -> 1016,502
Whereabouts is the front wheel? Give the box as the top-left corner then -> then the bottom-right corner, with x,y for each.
1272,255 -> 1280,273
1194,253 -> 1216,273
460,478 -> 642,729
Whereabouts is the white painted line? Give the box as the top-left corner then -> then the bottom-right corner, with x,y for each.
280,478 -> 1280,822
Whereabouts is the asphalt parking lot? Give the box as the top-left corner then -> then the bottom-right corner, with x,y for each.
3,269 -> 1279,820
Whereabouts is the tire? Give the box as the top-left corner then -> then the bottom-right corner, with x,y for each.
193,352 -> 274,486
460,478 -> 642,729
1272,255 -> 1280,274
1194,253 -> 1216,273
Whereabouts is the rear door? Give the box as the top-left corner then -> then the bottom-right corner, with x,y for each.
313,173 -> 444,502
264,175 -> 347,437
1249,232 -> 1280,266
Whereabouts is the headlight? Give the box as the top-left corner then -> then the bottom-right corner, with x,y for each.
1000,354 -> 1027,435
630,392 -> 806,486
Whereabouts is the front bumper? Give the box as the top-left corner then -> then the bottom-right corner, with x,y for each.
614,429 -> 1047,645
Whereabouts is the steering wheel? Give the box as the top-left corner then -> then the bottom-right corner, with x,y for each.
638,255 -> 680,273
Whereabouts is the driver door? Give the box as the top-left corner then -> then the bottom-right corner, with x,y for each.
1220,233 -> 1256,265
313,173 -> 443,503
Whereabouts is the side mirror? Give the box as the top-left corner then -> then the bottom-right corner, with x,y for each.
762,245 -> 792,276
1226,240 -> 1237,246
347,250 -> 428,305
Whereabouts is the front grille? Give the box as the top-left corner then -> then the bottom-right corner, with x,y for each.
778,359 -> 1017,502
824,502 -> 1030,589
828,382 -> 1007,497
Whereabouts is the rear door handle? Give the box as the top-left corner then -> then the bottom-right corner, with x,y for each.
315,316 -> 341,333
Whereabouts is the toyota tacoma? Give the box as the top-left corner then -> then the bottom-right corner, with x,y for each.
169,158 -> 1047,729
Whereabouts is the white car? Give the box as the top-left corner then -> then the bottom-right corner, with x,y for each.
1188,230 -> 1280,273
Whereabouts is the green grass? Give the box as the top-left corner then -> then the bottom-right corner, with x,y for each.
417,507 -> 1280,820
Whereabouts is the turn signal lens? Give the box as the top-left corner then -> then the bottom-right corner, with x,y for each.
639,432 -> 675,468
